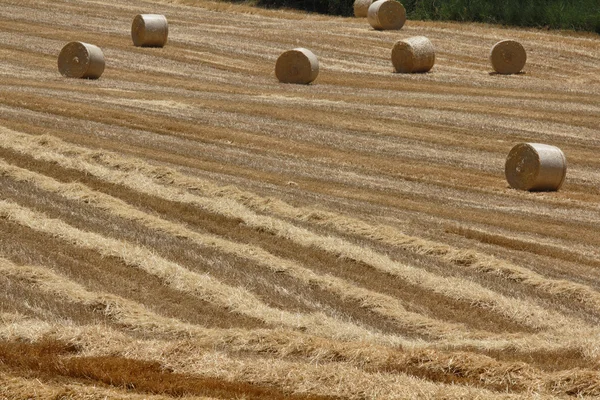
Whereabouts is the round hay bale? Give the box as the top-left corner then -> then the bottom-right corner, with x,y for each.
392,36 -> 435,73
131,14 -> 168,47
367,0 -> 406,30
490,39 -> 526,74
57,42 -> 105,79
505,143 -> 567,191
354,0 -> 374,17
275,48 -> 319,84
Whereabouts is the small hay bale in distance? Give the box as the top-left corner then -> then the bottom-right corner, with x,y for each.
392,36 -> 435,73
368,0 -> 406,30
131,14 -> 169,47
354,0 -> 374,17
505,143 -> 567,191
490,39 -> 526,74
57,42 -> 105,79
275,48 -> 319,84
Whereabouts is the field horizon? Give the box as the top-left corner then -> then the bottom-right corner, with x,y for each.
1,0 -> 600,398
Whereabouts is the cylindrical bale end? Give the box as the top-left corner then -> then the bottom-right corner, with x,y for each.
392,36 -> 435,73
275,48 -> 319,84
57,42 -> 105,79
368,0 -> 406,30
354,0 -> 374,17
505,143 -> 567,191
490,39 -> 526,74
132,14 -> 169,47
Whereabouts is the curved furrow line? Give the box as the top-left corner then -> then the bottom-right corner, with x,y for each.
5,148 -> 600,322
0,258 -> 583,383
0,128 -> 589,336
0,148 -> 557,335
0,158 -> 538,342
0,371 -> 191,400
128,338 -> 600,398
214,185 -> 600,307
0,257 -> 215,339
0,198 -> 412,346
0,314 -> 592,394
0,326 -> 557,399
111,346 -> 542,400
5,127 -> 600,321
0,261 -> 561,394
0,273 -> 112,328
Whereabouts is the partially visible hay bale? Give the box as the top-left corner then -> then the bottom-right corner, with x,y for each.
490,40 -> 526,74
368,0 -> 406,30
131,14 -> 169,47
354,0 -> 374,17
392,36 -> 435,73
505,143 -> 567,191
275,48 -> 319,84
57,42 -> 105,79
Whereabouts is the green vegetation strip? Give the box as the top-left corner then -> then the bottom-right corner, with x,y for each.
254,0 -> 600,33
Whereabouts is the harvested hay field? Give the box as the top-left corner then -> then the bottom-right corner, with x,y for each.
1,0 -> 600,398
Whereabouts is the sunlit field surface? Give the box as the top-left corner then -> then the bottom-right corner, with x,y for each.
1,0 -> 600,398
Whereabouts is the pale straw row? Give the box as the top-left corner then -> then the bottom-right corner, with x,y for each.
0,199 -> 409,346
0,256 -> 207,339
20,128 -> 600,318
0,128 -> 583,333
91,142 -> 600,314
0,158 -> 512,343
0,371 -> 198,400
0,256 -> 589,363
1,258 -> 597,397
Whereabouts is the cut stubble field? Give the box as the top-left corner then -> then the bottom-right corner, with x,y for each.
1,0 -> 600,398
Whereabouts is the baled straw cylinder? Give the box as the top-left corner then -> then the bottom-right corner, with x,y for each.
354,0 -> 374,17
505,143 -> 567,191
490,39 -> 526,74
57,42 -> 105,79
392,36 -> 435,73
131,14 -> 168,47
275,48 -> 319,84
368,0 -> 406,30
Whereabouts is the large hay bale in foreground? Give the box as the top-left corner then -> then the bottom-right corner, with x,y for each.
505,143 -> 567,191
354,0 -> 374,17
57,42 -> 105,79
490,40 -> 526,74
275,48 -> 319,84
392,36 -> 435,73
132,14 -> 169,47
368,0 -> 406,30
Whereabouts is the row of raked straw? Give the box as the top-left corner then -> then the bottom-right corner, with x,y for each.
55,10 -> 566,193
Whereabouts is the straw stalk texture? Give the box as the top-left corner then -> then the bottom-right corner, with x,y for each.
392,36 -> 435,73
505,143 -> 567,191
57,42 -> 105,79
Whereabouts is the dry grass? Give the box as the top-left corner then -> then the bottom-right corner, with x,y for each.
0,129 -> 582,336
1,0 -> 599,398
